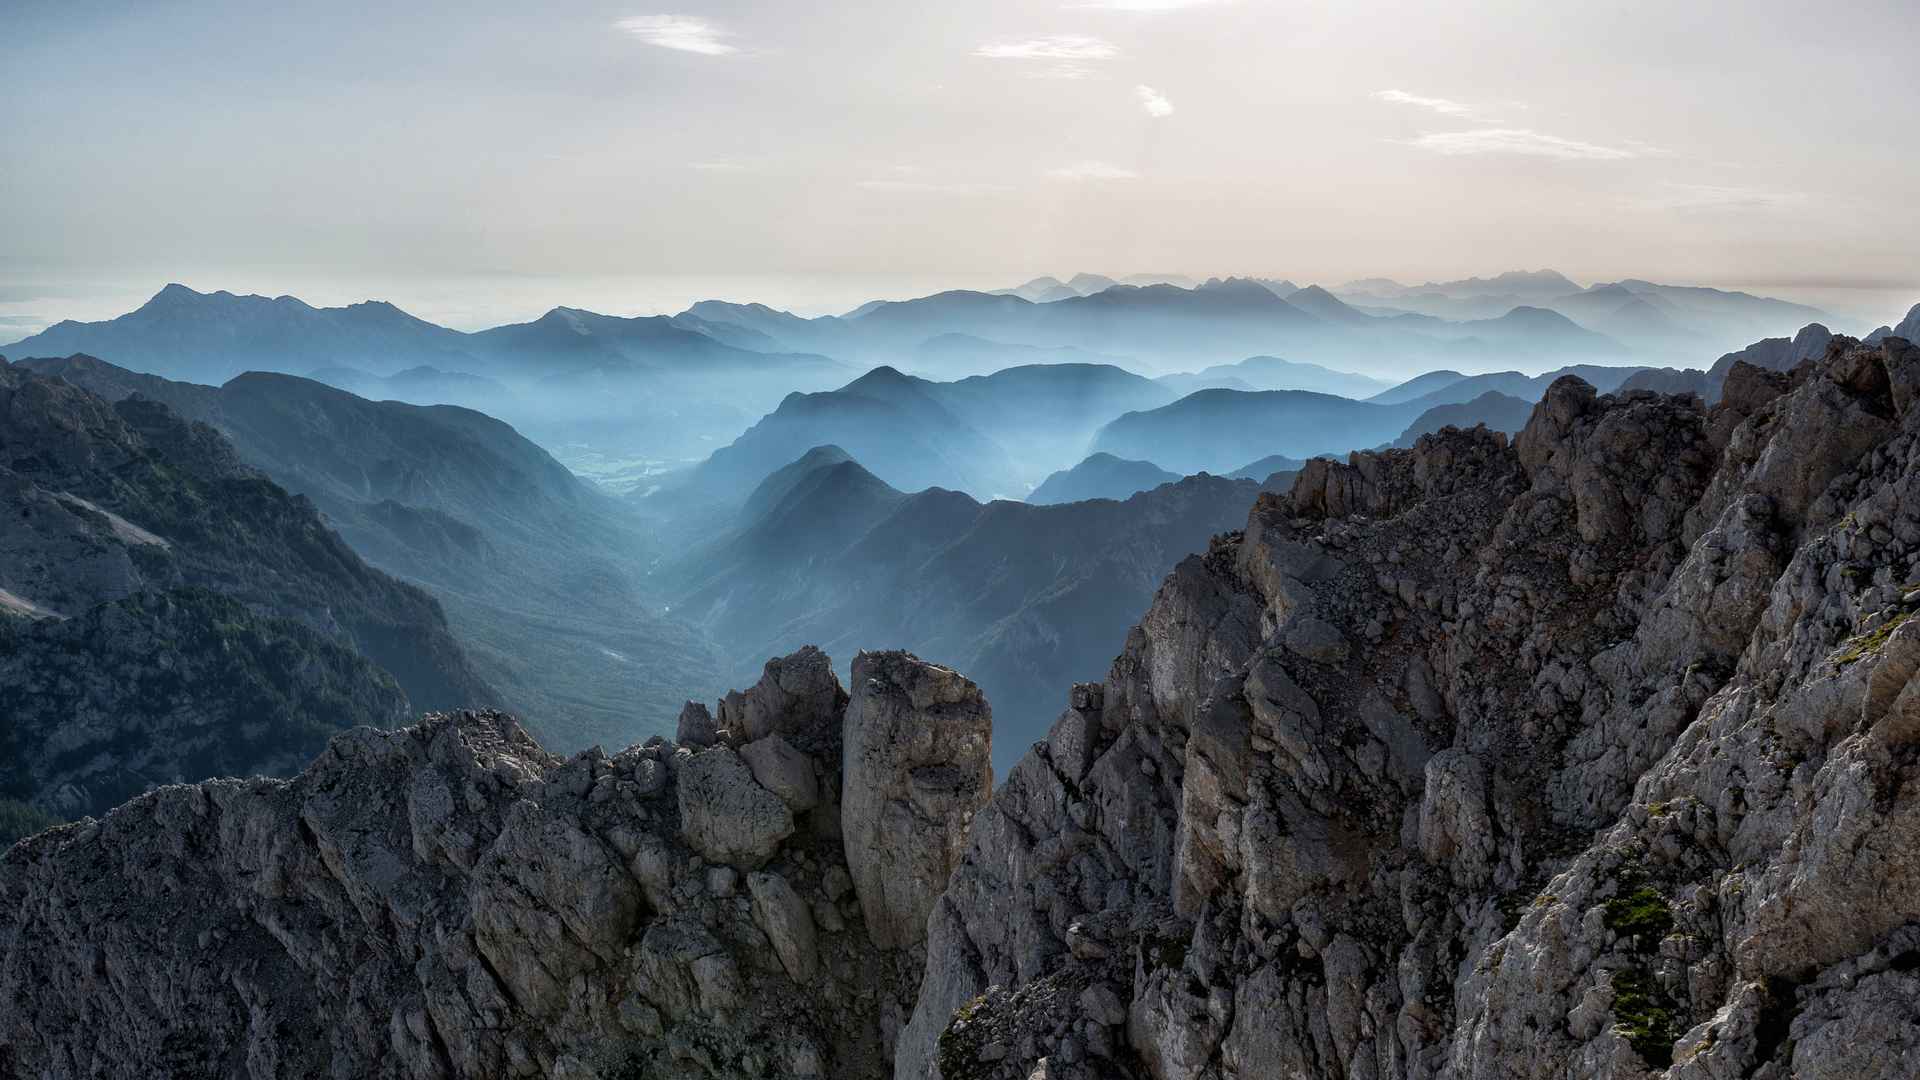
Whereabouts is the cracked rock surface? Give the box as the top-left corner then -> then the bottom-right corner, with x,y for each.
900,337 -> 1920,1080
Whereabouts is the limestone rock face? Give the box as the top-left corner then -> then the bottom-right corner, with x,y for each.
842,650 -> 995,950
899,337 -> 1920,1080
0,649 -> 917,1080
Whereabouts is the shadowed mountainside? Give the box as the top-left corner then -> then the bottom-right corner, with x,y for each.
0,356 -> 491,817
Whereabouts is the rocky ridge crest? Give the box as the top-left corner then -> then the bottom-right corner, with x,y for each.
899,334 -> 1920,1079
0,647 -> 990,1079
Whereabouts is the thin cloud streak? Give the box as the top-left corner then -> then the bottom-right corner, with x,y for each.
1136,85 -> 1175,117
615,15 -> 737,55
1373,89 -> 1495,121
975,35 -> 1120,61
1401,128 -> 1641,161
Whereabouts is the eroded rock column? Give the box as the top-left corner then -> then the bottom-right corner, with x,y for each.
841,649 -> 993,949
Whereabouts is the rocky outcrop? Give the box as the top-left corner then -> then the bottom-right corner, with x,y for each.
843,651 -> 995,949
898,335 -> 1920,1080
0,646 -> 992,1079
1706,321 -> 1834,381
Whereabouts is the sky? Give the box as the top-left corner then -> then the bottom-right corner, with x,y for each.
3,0 -> 1918,327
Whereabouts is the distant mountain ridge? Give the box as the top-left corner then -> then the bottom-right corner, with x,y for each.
1091,388 -> 1427,473
682,275 -> 1638,374
677,361 -> 1177,502
3,285 -> 854,462
1393,390 -> 1536,448
1027,453 -> 1181,505
1160,354 -> 1390,398
682,365 -> 1026,503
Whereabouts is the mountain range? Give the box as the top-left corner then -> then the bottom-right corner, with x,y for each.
1332,273 -> 1831,358
687,277 -> 1636,376
3,275 -> 1851,481
17,354 -> 721,753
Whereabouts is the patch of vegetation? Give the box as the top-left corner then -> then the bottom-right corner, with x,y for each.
1603,886 -> 1675,941
1599,871 -> 1685,1066
1833,609 -> 1916,666
935,993 -> 997,1080
1610,967 -> 1682,1068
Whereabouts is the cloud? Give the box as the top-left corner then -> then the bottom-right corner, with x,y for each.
1136,85 -> 1174,118
1399,128 -> 1642,161
975,35 -> 1119,61
1070,0 -> 1224,8
688,161 -> 755,173
1047,160 -> 1139,180
1373,89 -> 1495,121
616,15 -> 736,55
1640,183 -> 1807,211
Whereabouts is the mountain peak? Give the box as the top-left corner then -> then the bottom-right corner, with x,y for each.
1066,272 -> 1117,294
794,443 -> 854,467
139,283 -> 205,310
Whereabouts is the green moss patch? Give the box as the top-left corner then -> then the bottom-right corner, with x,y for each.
1833,609 -> 1916,666
1603,886 -> 1674,941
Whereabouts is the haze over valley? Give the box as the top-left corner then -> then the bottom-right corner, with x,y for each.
9,270 -> 1912,774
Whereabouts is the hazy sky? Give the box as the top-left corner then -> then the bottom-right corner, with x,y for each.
4,0 -> 1918,319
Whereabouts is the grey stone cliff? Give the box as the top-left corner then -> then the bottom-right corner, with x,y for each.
900,335 -> 1920,1080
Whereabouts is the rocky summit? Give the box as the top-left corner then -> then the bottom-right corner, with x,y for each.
7,335 -> 1920,1079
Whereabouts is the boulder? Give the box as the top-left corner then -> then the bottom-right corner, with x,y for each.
676,745 -> 795,868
